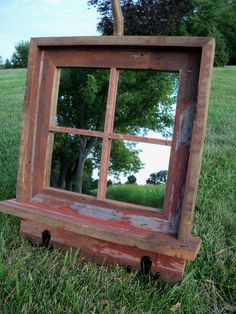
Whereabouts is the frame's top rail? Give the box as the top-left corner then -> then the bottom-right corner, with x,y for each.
31,36 -> 215,49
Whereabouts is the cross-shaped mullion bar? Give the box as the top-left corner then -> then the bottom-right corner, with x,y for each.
49,67 -> 173,201
97,68 -> 119,200
97,67 -> 173,201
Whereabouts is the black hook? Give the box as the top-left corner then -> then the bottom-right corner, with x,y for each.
41,230 -> 51,248
140,256 -> 152,275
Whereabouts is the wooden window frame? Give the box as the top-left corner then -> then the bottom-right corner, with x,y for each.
0,36 -> 215,282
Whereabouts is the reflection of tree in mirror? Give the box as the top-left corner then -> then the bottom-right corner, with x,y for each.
51,68 -> 177,194
114,70 -> 178,138
126,175 -> 137,184
50,133 -> 101,193
146,170 -> 168,185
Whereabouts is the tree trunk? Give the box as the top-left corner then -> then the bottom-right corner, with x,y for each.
111,0 -> 124,36
74,136 -> 97,193
75,150 -> 86,193
57,154 -> 70,189
65,165 -> 73,191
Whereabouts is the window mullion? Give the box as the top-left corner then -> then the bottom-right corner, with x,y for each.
97,68 -> 119,200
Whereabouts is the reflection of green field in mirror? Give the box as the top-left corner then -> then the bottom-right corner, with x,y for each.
89,184 -> 166,209
105,139 -> 169,210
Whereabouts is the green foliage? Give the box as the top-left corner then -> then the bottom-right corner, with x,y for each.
4,59 -> 12,69
0,56 -> 3,69
89,0 -> 236,66
114,70 -> 177,137
208,26 -> 229,67
0,67 -> 235,313
57,68 -> 109,130
178,0 -> 236,66
146,170 -> 168,185
109,140 -> 143,178
89,0 -> 194,36
126,175 -> 137,184
11,41 -> 29,68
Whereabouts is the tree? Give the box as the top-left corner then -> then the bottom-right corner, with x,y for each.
146,170 -> 168,185
88,0 -> 194,36
126,175 -> 137,184
0,56 -> 3,69
11,41 -> 29,68
177,0 -> 236,66
89,0 -> 236,66
4,59 -> 12,69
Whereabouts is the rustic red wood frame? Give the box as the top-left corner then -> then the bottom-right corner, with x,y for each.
0,36 -> 215,283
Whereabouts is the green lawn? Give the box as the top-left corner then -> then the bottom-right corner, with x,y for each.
0,68 -> 235,313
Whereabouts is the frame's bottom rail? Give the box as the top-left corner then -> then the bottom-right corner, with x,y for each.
20,219 -> 186,284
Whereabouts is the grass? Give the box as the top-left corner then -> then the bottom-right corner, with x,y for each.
0,69 -> 25,200
90,184 -> 165,208
0,67 -> 236,313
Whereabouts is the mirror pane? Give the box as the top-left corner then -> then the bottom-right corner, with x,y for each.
104,139 -> 171,210
113,70 -> 179,140
50,132 -> 102,196
54,68 -> 110,131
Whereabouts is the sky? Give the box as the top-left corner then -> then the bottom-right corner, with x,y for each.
121,142 -> 171,185
0,0 -> 172,185
0,0 -> 99,60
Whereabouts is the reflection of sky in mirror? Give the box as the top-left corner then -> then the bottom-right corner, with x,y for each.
131,143 -> 170,185
106,142 -> 171,185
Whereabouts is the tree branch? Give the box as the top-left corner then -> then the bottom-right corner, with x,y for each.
111,0 -> 124,36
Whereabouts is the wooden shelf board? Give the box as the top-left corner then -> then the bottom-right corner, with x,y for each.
0,198 -> 201,261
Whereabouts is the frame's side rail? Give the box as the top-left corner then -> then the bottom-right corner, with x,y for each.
16,40 -> 43,202
163,52 -> 201,225
178,39 -> 215,242
31,57 -> 57,196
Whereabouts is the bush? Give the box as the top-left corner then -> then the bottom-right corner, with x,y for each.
209,26 -> 229,67
11,41 -> 29,68
126,175 -> 136,184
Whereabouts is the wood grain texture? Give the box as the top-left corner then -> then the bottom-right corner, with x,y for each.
44,68 -> 61,187
45,49 -> 190,71
20,219 -> 186,283
178,39 -> 215,241
43,187 -> 165,219
108,133 -> 172,146
49,125 -> 104,138
49,126 -> 172,146
16,40 -> 43,201
31,56 -> 56,196
98,68 -> 119,200
32,36 -> 213,48
163,52 -> 201,228
0,199 -> 201,260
